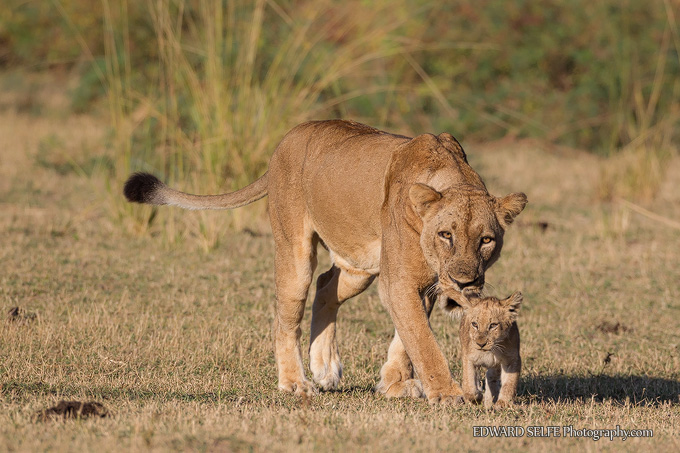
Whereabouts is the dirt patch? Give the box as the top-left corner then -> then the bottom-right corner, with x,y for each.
34,401 -> 110,421
596,321 -> 630,335
7,306 -> 36,323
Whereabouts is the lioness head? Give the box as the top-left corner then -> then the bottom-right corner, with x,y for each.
454,290 -> 522,351
409,183 -> 527,301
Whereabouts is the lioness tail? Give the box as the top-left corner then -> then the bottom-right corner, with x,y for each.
123,172 -> 268,210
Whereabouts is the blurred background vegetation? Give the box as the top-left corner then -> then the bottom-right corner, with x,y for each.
1,0 -> 678,242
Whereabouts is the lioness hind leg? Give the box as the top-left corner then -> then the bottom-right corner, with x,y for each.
270,223 -> 318,396
309,265 -> 375,391
375,292 -> 439,399
374,330 -> 425,398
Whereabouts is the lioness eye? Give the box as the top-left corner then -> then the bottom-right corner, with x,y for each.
438,231 -> 452,240
481,237 -> 494,245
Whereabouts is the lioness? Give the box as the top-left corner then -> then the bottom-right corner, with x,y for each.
124,120 -> 527,404
444,289 -> 522,409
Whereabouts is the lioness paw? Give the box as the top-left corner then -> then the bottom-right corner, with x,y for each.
492,399 -> 513,410
312,364 -> 342,391
427,393 -> 465,406
375,378 -> 425,399
278,379 -> 319,397
463,391 -> 483,404
401,379 -> 425,398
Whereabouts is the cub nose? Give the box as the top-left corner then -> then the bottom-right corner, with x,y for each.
476,340 -> 487,348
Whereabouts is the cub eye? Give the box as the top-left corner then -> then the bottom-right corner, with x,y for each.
481,237 -> 494,245
489,323 -> 499,329
471,321 -> 478,329
438,231 -> 452,240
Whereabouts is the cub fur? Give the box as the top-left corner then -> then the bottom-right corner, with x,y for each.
444,289 -> 522,409
124,120 -> 527,403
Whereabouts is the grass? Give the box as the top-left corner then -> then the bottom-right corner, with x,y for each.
6,0 -> 677,243
96,0 -> 416,247
1,73 -> 679,451
5,0 -> 679,146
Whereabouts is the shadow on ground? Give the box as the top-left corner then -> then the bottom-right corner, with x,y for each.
520,373 -> 680,405
1,380 -> 252,405
4,375 -> 678,408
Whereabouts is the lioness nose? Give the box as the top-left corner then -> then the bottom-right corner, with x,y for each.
451,275 -> 483,289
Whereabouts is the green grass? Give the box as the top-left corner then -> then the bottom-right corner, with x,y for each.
4,0 -> 678,146
96,0 -> 419,246
3,1 -> 678,224
1,76 -> 679,451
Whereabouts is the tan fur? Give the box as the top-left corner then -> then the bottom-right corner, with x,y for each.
124,120 -> 527,403
447,290 -> 522,409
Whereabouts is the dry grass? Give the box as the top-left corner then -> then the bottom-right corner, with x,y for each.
1,75 -> 680,452
97,0 -> 416,248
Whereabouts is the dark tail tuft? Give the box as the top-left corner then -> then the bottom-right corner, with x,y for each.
124,172 -> 163,204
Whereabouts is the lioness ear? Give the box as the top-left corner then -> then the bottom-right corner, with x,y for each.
495,192 -> 528,228
501,291 -> 523,316
409,183 -> 442,218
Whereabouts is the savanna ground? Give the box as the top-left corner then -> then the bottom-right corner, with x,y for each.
1,71 -> 679,452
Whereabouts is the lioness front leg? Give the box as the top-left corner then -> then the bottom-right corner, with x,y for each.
309,265 -> 375,391
377,280 -> 464,405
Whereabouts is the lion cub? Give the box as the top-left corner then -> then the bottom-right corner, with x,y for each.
448,289 -> 522,409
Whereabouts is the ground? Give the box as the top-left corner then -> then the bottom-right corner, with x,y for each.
1,73 -> 679,451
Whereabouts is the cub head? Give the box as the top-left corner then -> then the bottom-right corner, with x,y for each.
448,290 -> 523,351
409,183 -> 527,302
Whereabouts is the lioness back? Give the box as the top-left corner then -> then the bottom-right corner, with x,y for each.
267,120 -> 409,273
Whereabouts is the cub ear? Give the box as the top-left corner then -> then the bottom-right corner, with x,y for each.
501,291 -> 523,316
409,183 -> 442,218
495,192 -> 528,228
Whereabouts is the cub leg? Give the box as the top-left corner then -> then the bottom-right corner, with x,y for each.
483,365 -> 501,409
309,265 -> 375,390
461,358 -> 482,404
494,358 -> 521,408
